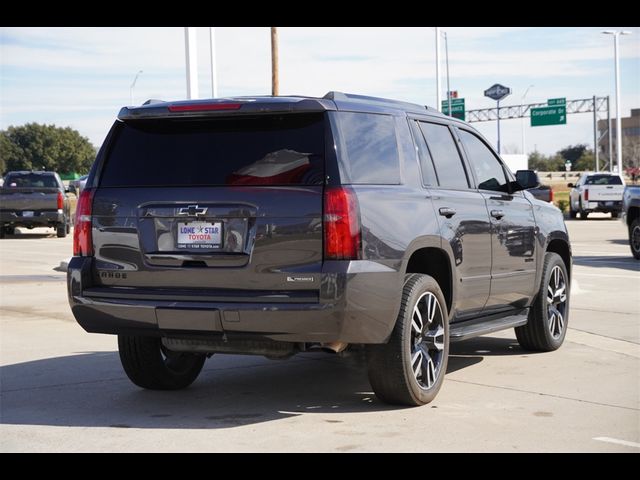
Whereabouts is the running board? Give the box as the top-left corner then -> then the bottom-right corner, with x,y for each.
450,309 -> 529,342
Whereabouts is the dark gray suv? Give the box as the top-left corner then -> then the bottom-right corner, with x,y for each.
68,92 -> 571,406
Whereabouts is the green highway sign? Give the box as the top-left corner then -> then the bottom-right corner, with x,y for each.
442,98 -> 465,120
547,97 -> 566,106
531,105 -> 567,126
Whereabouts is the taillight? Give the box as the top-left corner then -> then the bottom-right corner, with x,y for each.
324,187 -> 361,260
168,103 -> 242,112
584,189 -> 589,201
57,192 -> 64,209
73,188 -> 94,256
549,188 -> 554,203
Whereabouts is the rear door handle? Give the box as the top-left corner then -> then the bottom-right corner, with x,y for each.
491,209 -> 505,220
439,207 -> 456,218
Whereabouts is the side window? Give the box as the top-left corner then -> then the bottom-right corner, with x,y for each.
419,122 -> 469,189
409,120 -> 438,186
332,112 -> 400,184
458,130 -> 508,193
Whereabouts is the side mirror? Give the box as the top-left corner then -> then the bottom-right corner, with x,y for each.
515,170 -> 540,190
64,186 -> 70,193
567,183 -> 574,188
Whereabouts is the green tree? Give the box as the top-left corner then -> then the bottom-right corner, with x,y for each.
574,151 -> 596,172
558,144 -> 588,169
0,123 -> 96,175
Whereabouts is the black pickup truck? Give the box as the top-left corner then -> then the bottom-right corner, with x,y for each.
68,92 -> 571,406
0,171 -> 72,238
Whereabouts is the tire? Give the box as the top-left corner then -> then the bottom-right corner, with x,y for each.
56,223 -> 67,238
569,205 -> 577,219
579,200 -> 588,220
516,252 -> 569,351
118,335 -> 205,390
66,219 -> 71,234
0,227 -> 4,239
366,274 -> 449,406
630,218 -> 640,260
611,211 -> 619,219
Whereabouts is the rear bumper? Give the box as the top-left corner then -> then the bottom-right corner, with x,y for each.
1,210 -> 64,226
583,201 -> 622,213
67,257 -> 402,344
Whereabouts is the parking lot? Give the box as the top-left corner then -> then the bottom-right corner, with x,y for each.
0,215 -> 638,452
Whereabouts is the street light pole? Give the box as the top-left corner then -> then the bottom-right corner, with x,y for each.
435,27 -> 441,111
130,70 -> 143,105
209,27 -> 218,98
602,30 -> 632,174
520,84 -> 534,155
184,27 -> 199,100
443,31 -> 451,116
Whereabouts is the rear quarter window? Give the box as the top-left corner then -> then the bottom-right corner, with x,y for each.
330,112 -> 401,184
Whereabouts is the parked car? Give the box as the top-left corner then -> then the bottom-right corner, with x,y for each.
515,170 -> 553,202
622,185 -> 640,259
68,92 -> 572,406
0,170 -> 71,238
68,175 -> 88,196
568,172 -> 625,219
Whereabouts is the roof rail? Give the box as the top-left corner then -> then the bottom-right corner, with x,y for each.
323,91 -> 428,113
142,99 -> 165,106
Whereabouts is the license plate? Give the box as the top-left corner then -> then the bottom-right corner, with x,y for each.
177,221 -> 222,249
23,211 -> 34,217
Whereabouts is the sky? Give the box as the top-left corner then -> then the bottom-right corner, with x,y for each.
1,26 -> 639,156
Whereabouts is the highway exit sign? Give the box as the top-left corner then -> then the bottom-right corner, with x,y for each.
442,98 -> 465,120
548,97 -> 566,106
531,105 -> 567,126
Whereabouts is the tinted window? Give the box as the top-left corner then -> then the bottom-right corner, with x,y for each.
100,114 -> 325,187
584,175 -> 623,185
4,173 -> 58,188
419,122 -> 469,189
409,121 -> 437,186
459,130 -> 508,192
332,112 -> 400,184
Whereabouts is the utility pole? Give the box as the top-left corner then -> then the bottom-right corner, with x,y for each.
593,95 -> 599,171
607,96 -> 613,172
184,27 -> 199,99
444,31 -> 451,116
209,27 -> 218,98
271,27 -> 279,96
435,27 -> 441,111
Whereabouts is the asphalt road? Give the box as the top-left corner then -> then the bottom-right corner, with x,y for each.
1,216 -> 639,452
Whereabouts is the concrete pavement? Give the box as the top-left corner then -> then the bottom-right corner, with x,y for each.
1,218 -> 638,452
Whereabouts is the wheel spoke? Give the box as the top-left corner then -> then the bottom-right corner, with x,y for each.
423,355 -> 436,389
556,284 -> 567,303
412,305 -> 423,334
547,285 -> 555,303
427,294 -> 437,324
411,349 -> 423,381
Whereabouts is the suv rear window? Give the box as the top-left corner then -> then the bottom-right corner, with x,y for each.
584,175 -> 623,185
100,114 -> 325,187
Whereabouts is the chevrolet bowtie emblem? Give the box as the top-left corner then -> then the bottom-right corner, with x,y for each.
178,205 -> 208,217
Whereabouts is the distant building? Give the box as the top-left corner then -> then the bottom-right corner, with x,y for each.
598,108 -> 640,163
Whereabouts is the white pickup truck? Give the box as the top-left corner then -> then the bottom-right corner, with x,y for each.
568,172 -> 625,220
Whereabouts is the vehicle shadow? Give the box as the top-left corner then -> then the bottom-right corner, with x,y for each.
3,231 -> 56,239
0,350 -> 396,429
607,239 -> 629,246
572,255 -> 638,272
0,337 -> 525,429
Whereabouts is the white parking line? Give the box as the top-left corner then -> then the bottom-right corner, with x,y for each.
593,437 -> 640,449
575,272 -> 640,279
